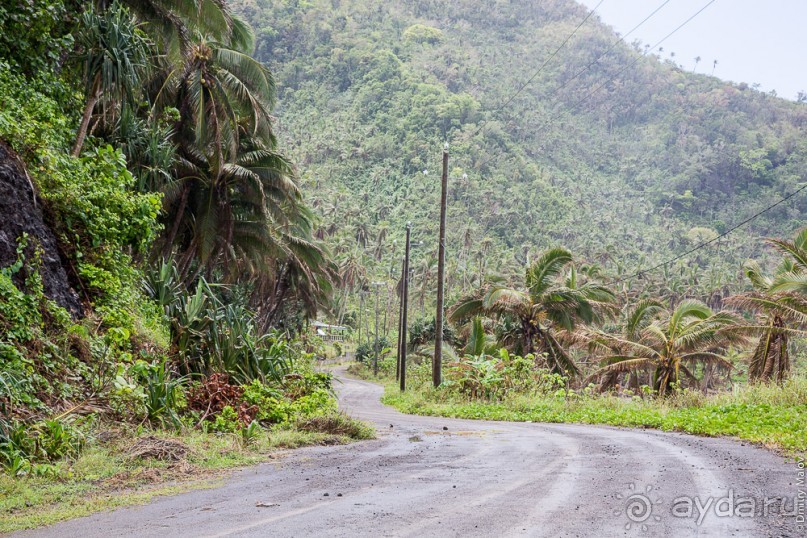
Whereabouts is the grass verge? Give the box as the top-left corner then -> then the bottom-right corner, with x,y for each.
0,415 -> 374,533
363,364 -> 807,460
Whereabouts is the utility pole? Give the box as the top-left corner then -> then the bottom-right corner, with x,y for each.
358,291 -> 364,347
433,144 -> 449,388
400,223 -> 411,392
373,281 -> 381,376
383,279 -> 390,339
396,256 -> 405,381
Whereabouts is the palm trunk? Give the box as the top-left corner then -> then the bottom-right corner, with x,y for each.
522,319 -> 536,357
177,238 -> 198,283
265,265 -> 290,329
72,79 -> 101,157
163,181 -> 191,258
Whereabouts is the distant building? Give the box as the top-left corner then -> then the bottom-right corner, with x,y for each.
311,321 -> 348,342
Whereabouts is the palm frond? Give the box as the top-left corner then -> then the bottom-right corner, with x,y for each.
525,247 -> 572,297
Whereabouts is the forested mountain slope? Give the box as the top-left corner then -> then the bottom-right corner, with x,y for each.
236,0 -> 807,305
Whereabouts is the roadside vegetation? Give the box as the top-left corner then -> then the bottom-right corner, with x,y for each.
350,230 -> 807,459
351,356 -> 806,459
0,415 -> 371,533
0,1 -> 369,531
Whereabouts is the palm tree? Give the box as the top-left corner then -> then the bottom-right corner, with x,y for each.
252,206 -> 338,330
151,16 -> 288,278
725,229 -> 807,383
72,4 -> 152,156
449,248 -> 614,378
586,299 -> 662,390
161,32 -> 275,155
587,300 -> 745,396
110,0 -> 247,60
164,134 -> 297,280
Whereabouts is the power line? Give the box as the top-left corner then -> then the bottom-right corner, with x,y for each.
465,0 -> 715,181
611,182 -> 807,285
545,0 -> 672,109
564,0 -> 716,114
469,0 -> 604,139
452,0 -> 803,287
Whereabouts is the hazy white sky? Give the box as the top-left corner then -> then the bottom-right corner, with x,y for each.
579,0 -> 807,100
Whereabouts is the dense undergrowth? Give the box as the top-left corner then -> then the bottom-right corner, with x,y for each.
0,3 -> 369,529
350,356 -> 807,459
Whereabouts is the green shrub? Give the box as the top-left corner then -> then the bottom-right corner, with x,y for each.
241,376 -> 337,425
36,419 -> 85,461
39,145 -> 162,329
0,235 -> 80,410
211,406 -> 240,433
443,351 -> 568,401
0,1 -> 78,74
144,266 -> 297,384
289,389 -> 337,418
130,360 -> 186,429
0,63 -> 74,155
0,64 -> 162,332
0,417 -> 85,476
243,380 -> 286,423
356,336 -> 390,363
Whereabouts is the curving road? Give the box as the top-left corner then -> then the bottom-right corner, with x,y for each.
18,371 -> 803,537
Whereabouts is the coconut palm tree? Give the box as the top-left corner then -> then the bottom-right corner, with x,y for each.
585,299 -> 663,390
449,248 -> 614,378
587,300 -> 746,396
251,206 -> 338,330
152,22 -> 275,162
725,229 -> 807,383
111,0 -> 248,59
163,134 -> 297,280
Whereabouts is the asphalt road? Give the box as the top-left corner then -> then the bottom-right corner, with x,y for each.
17,371 -> 804,537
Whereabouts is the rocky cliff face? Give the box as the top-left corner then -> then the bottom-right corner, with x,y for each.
0,141 -> 83,317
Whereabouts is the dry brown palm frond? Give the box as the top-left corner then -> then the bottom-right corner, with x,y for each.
725,294 -> 807,325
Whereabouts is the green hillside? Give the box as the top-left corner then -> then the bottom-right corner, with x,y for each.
236,0 -> 807,311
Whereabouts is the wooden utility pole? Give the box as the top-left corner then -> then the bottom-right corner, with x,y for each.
400,223 -> 411,392
396,256 -> 405,381
358,291 -> 364,347
373,282 -> 381,376
433,146 -> 449,388
383,284 -> 389,339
